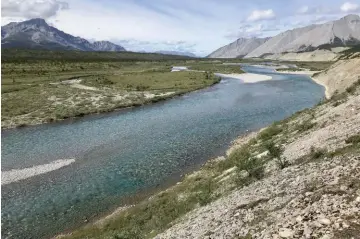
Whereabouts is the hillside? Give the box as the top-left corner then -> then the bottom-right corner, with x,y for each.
313,56 -> 360,98
246,14 -> 360,58
1,18 -> 125,51
208,37 -> 269,58
208,14 -> 360,60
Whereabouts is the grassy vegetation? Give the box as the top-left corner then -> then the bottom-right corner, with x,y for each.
294,120 -> 317,133
338,45 -> 360,60
1,49 -> 253,128
186,62 -> 244,74
278,61 -> 332,71
276,68 -> 305,72
1,49 -> 194,63
265,142 -> 289,169
258,124 -> 283,141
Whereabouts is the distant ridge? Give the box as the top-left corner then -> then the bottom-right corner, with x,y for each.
208,37 -> 269,58
154,50 -> 197,57
1,18 -> 126,52
208,14 -> 360,59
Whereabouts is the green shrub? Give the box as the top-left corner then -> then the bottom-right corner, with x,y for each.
258,124 -> 283,141
237,156 -> 264,180
332,101 -> 342,107
345,135 -> 360,144
229,148 -> 264,180
265,141 -> 290,169
309,146 -> 327,160
345,78 -> 360,94
295,120 -> 316,133
195,179 -> 215,206
346,85 -> 357,94
135,84 -> 150,91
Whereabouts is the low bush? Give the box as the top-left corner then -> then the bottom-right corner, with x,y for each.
309,146 -> 327,160
229,148 -> 264,180
258,124 -> 283,141
345,134 -> 360,144
332,101 -> 342,107
295,120 -> 316,133
264,141 -> 290,169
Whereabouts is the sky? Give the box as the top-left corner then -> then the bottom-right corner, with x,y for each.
1,0 -> 360,56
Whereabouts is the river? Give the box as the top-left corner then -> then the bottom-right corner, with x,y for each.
1,65 -> 324,238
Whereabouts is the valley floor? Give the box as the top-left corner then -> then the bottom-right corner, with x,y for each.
1,59 -> 247,129
60,58 -> 360,239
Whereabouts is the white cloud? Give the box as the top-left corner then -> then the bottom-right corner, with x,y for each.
298,6 -> 310,14
1,0 -> 69,20
247,9 -> 275,22
116,39 -> 197,53
340,2 -> 359,12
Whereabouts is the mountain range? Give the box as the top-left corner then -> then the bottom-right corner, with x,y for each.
1,18 -> 126,51
209,14 -> 360,58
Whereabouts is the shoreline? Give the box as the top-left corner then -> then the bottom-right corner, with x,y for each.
310,76 -> 331,99
275,69 -> 330,99
215,72 -> 272,83
2,79 -> 221,130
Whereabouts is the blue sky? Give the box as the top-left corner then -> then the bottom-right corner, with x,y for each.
2,0 -> 360,56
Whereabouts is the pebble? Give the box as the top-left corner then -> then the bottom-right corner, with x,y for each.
342,222 -> 350,228
320,235 -> 331,239
303,223 -> 312,238
305,192 -> 313,197
279,228 -> 294,238
296,216 -> 303,222
318,218 -> 331,225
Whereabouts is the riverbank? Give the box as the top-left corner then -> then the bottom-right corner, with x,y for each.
60,77 -> 360,239
1,68 -> 221,129
312,57 -> 360,99
1,76 -> 221,129
274,69 -> 331,99
276,57 -> 360,99
215,72 -> 272,83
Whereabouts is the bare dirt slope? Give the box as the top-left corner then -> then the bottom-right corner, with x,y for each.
263,49 -> 340,62
313,57 -> 360,98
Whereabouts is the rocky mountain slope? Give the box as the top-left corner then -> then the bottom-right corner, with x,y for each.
262,48 -> 348,62
208,37 -> 269,58
208,14 -> 360,59
1,18 -> 126,51
89,41 -> 126,52
246,14 -> 360,58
